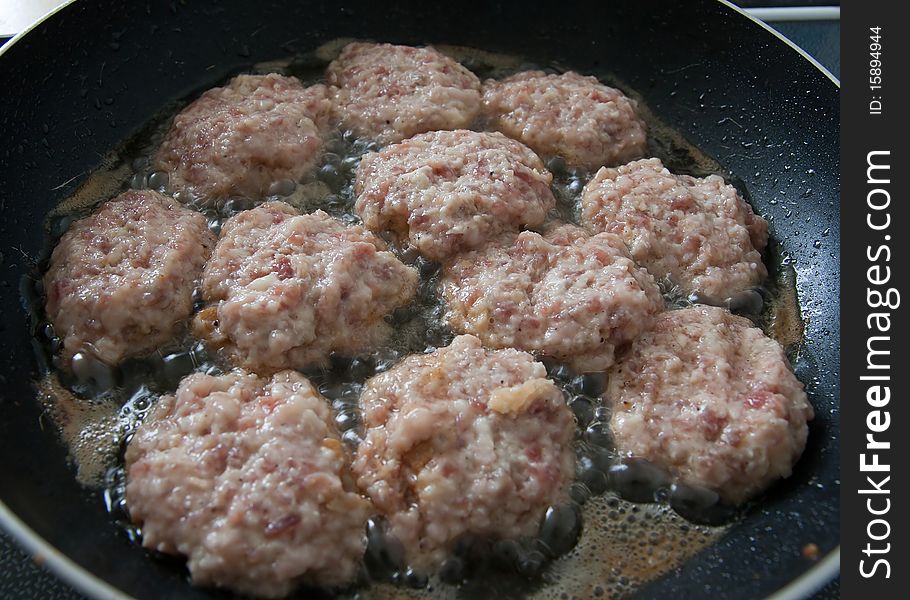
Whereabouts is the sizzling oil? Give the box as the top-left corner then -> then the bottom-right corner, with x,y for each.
27,38 -> 813,599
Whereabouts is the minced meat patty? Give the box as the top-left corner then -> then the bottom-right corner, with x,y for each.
327,42 -> 481,144
44,190 -> 214,365
607,306 -> 813,504
125,369 -> 370,597
441,225 -> 663,372
195,202 -> 418,372
155,73 -> 332,203
353,335 -> 576,570
482,70 -> 647,170
580,157 -> 769,299
354,129 -> 555,261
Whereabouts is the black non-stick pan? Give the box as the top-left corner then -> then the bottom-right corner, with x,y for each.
0,0 -> 839,598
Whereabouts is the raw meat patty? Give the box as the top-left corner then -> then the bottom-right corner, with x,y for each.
195,202 -> 418,371
441,225 -> 663,372
44,190 -> 215,365
354,129 -> 555,261
607,306 -> 813,504
125,369 -> 370,597
327,42 -> 481,144
482,70 -> 647,169
580,157 -> 769,299
353,334 -> 576,570
155,73 -> 332,203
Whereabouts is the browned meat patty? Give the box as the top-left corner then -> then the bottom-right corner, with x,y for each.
327,42 -> 481,144
354,129 -> 556,261
580,157 -> 769,299
155,73 -> 332,203
195,201 -> 418,371
44,190 -> 214,365
353,334 -> 576,570
607,306 -> 813,504
482,70 -> 647,169
441,225 -> 664,372
125,369 -> 370,597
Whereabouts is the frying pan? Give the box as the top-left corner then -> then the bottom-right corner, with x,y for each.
0,0 -> 840,598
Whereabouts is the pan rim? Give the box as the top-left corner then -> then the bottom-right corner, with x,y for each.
0,0 -> 840,598
718,0 -> 840,87
0,0 -> 76,60
0,501 -> 133,600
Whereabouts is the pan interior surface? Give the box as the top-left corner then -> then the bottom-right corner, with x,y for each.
0,1 -> 839,598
